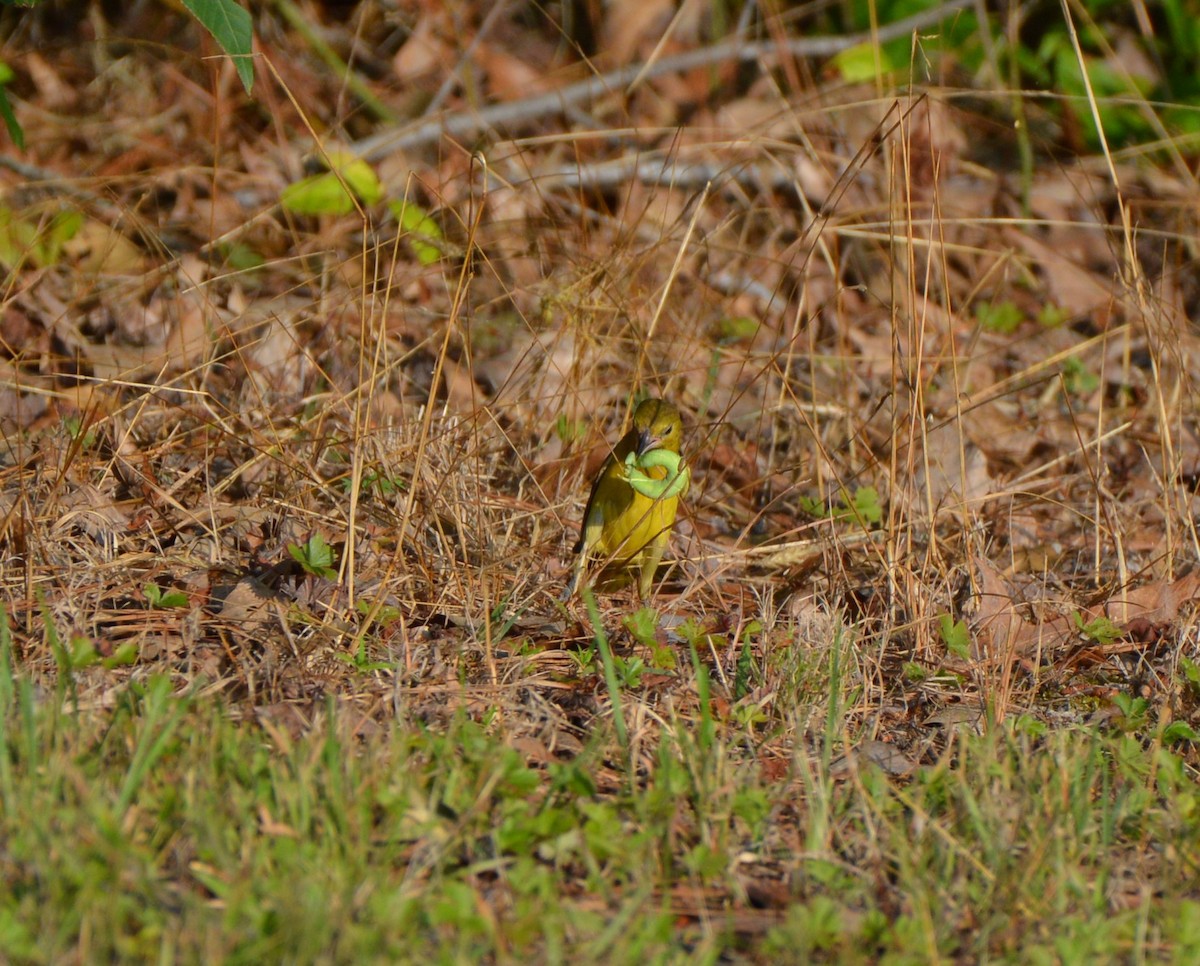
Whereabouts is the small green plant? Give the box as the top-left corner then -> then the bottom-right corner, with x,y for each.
51,634 -> 129,673
939,614 -> 971,660
623,607 -> 676,669
1110,692 -> 1150,732
281,150 -> 383,216
217,240 -> 265,272
582,587 -> 629,757
1062,356 -> 1099,396
0,58 -> 22,148
484,594 -> 530,647
1163,720 -> 1200,744
731,692 -> 771,731
612,654 -> 645,689
570,637 -> 645,689
714,315 -> 760,342
389,198 -> 448,266
800,486 -> 882,527
676,618 -> 729,657
1072,611 -> 1122,646
336,637 -> 393,674
0,205 -> 83,270
1011,713 -> 1048,739
554,413 -> 588,443
43,599 -> 137,697
288,533 -> 339,579
338,599 -> 401,673
1038,303 -> 1069,328
62,414 -> 97,450
144,583 -> 189,609
1180,656 -> 1200,695
355,598 -> 402,626
730,621 -> 762,701
344,470 -> 406,497
975,299 -> 1024,334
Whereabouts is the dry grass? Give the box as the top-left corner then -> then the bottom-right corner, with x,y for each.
4,1 -> 1200,958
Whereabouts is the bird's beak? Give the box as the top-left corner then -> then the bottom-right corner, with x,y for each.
637,428 -> 663,457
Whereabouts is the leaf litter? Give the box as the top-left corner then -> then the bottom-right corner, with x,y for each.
2,0 -> 1200,947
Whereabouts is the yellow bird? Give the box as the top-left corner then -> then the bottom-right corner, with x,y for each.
570,397 -> 689,598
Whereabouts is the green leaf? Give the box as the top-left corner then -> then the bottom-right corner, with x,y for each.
717,316 -> 759,342
622,608 -> 675,669
69,637 -> 98,670
388,199 -> 446,266
333,153 -> 383,205
939,614 -> 971,660
1181,656 -> 1200,688
1072,611 -> 1122,645
623,607 -> 658,649
102,642 -> 139,669
281,173 -> 354,215
180,0 -> 254,93
355,599 -> 402,625
1062,356 -> 1099,396
734,639 -> 754,700
144,583 -> 189,609
676,618 -> 706,646
40,208 -> 83,263
850,486 -> 882,525
976,300 -> 1024,334
219,241 -> 265,271
799,495 -> 829,518
281,151 -> 382,216
554,414 -> 587,443
0,205 -> 84,269
0,82 -> 21,150
830,41 -> 900,82
800,487 -> 881,526
1163,721 -> 1200,743
1037,304 -> 1068,328
288,534 -> 338,579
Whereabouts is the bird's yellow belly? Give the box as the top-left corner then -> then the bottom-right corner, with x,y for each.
590,464 -> 677,564
595,491 -> 676,561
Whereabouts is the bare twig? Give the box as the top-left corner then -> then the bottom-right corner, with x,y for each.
351,0 -> 974,160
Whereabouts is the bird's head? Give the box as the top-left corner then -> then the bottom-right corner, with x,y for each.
632,398 -> 683,456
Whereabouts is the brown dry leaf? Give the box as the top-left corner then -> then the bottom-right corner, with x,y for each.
1004,228 -> 1114,320
970,556 -> 1027,663
911,421 -> 993,520
55,482 -> 129,556
831,739 -> 918,778
474,44 -> 548,101
62,221 -> 146,275
393,11 -> 451,81
896,96 -> 966,192
245,309 -> 312,398
84,258 -> 222,381
0,385 -> 49,434
1103,572 -> 1200,624
601,0 -> 676,64
0,357 -> 52,432
23,52 -> 75,109
214,576 -> 278,632
960,400 -> 1041,468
